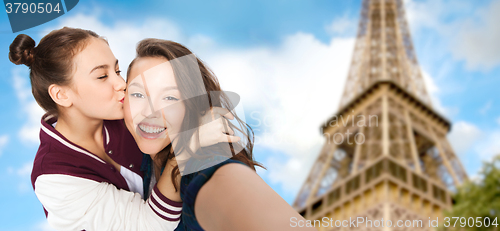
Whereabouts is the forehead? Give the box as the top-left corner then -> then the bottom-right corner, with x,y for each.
73,38 -> 115,70
128,57 -> 177,88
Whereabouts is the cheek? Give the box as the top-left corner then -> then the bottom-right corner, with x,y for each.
123,100 -> 134,129
101,82 -> 116,97
77,82 -> 114,105
176,107 -> 186,126
163,104 -> 186,130
88,83 -> 116,105
129,99 -> 147,124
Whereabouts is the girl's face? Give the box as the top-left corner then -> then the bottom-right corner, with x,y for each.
68,38 -> 126,120
124,57 -> 186,155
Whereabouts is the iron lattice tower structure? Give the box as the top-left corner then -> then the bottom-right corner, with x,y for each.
293,0 -> 468,230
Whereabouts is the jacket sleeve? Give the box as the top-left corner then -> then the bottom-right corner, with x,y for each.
34,174 -> 182,231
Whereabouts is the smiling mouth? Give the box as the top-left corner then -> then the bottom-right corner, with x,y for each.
137,123 -> 167,139
138,124 -> 166,134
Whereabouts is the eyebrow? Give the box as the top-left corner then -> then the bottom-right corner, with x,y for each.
89,60 -> 119,74
161,86 -> 178,91
128,82 -> 143,89
128,82 -> 178,91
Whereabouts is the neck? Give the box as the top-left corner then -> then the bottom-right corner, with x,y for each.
150,147 -> 170,167
55,109 -> 104,147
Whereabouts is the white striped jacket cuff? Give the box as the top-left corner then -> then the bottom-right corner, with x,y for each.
148,184 -> 182,221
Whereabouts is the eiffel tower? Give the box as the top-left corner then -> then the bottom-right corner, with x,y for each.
293,0 -> 468,230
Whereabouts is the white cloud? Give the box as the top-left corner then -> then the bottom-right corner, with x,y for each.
14,161 -> 34,193
405,0 -> 500,71
479,100 -> 493,115
447,120 -> 500,170
421,70 -> 458,117
404,0 -> 471,34
448,121 -> 482,157
325,15 -> 357,36
13,161 -> 33,193
265,147 -> 321,195
476,130 -> 500,161
0,135 -> 9,156
452,0 -> 500,71
12,67 -> 32,102
11,67 -> 45,144
206,33 -> 354,140
17,162 -> 33,177
421,69 -> 439,95
18,182 -> 30,193
19,101 -> 45,144
32,220 -> 57,231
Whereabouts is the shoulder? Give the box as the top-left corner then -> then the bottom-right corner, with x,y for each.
194,163 -> 311,230
211,162 -> 256,180
179,159 -> 253,206
34,149 -> 93,174
32,147 -> 76,178
197,162 -> 260,198
31,149 -> 111,188
195,162 -> 260,201
194,163 -> 274,230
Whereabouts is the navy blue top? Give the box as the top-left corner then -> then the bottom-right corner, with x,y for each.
174,156 -> 247,231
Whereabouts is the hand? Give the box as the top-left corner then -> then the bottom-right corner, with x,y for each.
189,107 -> 241,153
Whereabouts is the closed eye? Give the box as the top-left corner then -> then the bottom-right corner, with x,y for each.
98,75 -> 108,79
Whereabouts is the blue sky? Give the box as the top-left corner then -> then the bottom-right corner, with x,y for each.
1,0 -> 500,230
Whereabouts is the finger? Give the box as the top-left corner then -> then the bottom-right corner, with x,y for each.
222,135 -> 241,143
222,118 -> 235,135
211,107 -> 234,120
219,117 -> 235,136
226,127 -> 235,136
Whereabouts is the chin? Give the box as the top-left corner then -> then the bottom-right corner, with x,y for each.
137,143 -> 164,155
106,113 -> 124,120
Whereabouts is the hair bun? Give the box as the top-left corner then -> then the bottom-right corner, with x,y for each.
9,34 -> 36,67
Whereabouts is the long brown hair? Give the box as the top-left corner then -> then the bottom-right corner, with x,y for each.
9,27 -> 102,115
127,39 -> 264,191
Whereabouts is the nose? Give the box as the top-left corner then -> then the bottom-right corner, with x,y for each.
141,101 -> 160,119
142,105 -> 161,119
114,72 -> 126,92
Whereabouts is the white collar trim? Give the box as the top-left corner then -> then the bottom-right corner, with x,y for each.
41,116 -> 107,164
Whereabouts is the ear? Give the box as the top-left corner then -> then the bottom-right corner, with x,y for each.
48,84 -> 73,108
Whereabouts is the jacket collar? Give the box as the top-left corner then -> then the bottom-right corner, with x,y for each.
40,113 -> 109,164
